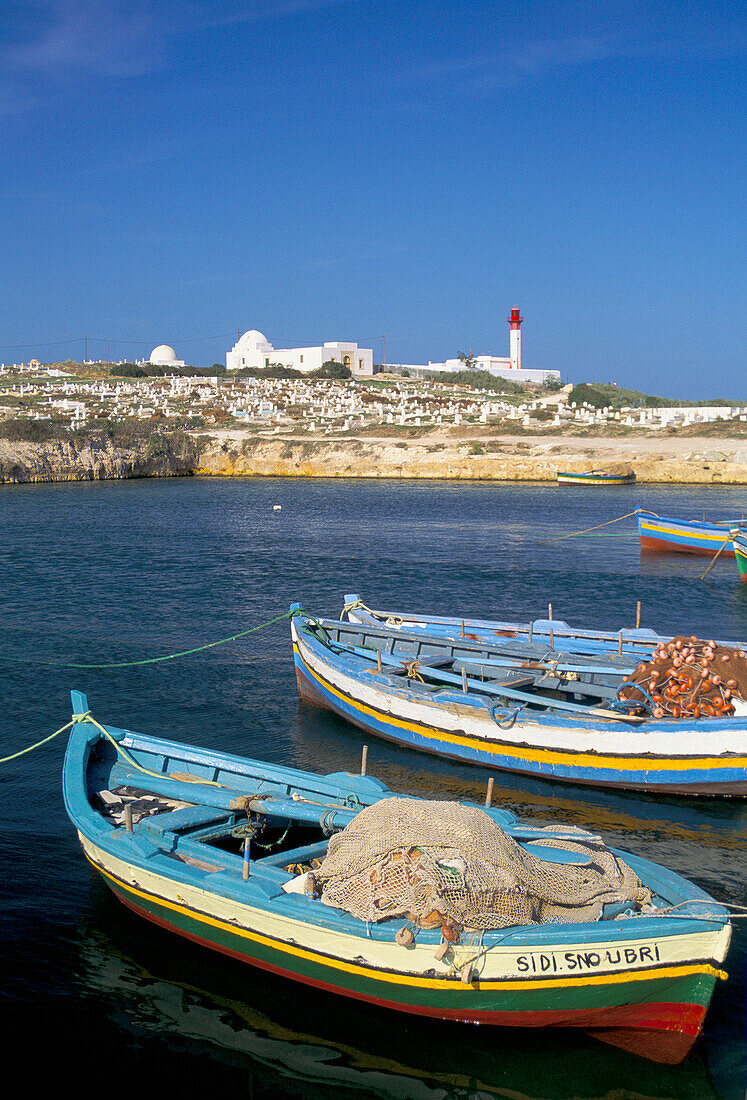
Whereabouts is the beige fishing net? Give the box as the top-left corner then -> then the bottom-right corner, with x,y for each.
314,798 -> 651,931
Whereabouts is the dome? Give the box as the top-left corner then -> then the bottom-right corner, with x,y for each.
149,344 -> 178,363
236,330 -> 271,350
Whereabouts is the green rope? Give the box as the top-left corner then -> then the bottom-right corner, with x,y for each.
69,608 -> 298,669
1,608 -> 299,671
81,711 -> 223,785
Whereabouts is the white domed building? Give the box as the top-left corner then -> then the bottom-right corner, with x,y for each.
226,330 -> 274,371
148,344 -> 185,368
226,329 -> 373,376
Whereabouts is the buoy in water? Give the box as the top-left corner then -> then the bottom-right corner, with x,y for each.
273,505 -> 282,511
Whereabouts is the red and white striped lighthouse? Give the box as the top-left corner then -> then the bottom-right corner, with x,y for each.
508,307 -> 523,370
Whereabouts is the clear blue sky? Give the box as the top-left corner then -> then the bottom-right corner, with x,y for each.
2,0 -> 744,398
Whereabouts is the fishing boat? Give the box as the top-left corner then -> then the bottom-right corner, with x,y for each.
733,530 -> 747,584
340,594 -> 744,656
291,609 -> 747,797
637,510 -> 745,557
557,466 -> 635,486
64,690 -> 731,1064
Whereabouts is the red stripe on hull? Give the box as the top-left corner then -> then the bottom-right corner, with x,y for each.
109,881 -> 706,1064
639,534 -> 735,557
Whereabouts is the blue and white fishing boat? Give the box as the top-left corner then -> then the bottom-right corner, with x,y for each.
339,594 -> 744,656
64,690 -> 732,1064
291,609 -> 747,797
637,510 -> 746,557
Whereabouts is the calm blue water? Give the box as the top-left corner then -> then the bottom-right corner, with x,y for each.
2,476 -> 746,1098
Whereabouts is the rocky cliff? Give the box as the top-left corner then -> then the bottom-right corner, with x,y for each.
2,429 -> 746,485
197,434 -> 747,484
0,433 -> 198,484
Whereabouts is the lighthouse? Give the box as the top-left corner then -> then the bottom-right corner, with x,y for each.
508,307 -> 523,370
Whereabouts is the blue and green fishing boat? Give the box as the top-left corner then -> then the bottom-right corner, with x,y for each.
557,468 -> 635,486
733,530 -> 747,584
64,691 -> 731,1064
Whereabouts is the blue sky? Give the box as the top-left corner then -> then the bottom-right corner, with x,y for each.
1,0 -> 744,397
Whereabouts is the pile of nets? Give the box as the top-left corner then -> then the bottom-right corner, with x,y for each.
593,462 -> 635,477
618,635 -> 747,719
311,798 -> 651,933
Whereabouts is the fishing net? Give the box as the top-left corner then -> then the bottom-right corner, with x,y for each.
619,636 -> 747,719
313,798 -> 651,931
593,462 -> 634,477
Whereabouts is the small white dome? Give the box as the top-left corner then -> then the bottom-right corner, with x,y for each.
149,344 -> 178,363
236,330 -> 271,350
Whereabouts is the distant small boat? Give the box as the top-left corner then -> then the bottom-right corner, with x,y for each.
734,530 -> 747,583
64,690 -> 732,1065
638,510 -> 745,557
557,466 -> 635,486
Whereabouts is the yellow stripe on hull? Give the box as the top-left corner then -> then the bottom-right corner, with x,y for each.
294,642 -> 747,776
84,844 -> 727,993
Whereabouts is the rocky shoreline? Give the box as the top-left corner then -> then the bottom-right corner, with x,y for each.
1,429 -> 746,485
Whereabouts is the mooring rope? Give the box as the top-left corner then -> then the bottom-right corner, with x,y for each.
1,608 -> 300,671
537,509 -> 642,544
0,718 -> 76,763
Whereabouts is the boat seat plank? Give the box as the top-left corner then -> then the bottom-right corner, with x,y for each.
140,805 -> 231,837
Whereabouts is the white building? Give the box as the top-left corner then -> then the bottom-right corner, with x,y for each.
147,344 -> 186,368
388,307 -> 560,385
226,330 -> 373,376
424,354 -> 558,385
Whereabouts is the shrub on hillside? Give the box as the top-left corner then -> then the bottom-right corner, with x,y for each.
0,418 -> 68,442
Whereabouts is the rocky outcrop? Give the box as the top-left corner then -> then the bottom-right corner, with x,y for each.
0,433 -> 198,484
196,435 -> 747,484
2,429 -> 746,484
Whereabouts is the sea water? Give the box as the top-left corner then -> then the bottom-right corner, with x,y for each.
1,476 -> 746,1098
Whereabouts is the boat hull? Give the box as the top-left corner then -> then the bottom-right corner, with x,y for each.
557,472 -> 635,485
293,625 -> 747,797
62,702 -> 732,1065
637,511 -> 739,557
80,831 -> 727,1064
734,534 -> 747,583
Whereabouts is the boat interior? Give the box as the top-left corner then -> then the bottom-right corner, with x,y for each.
76,721 -> 691,927
299,615 -> 647,720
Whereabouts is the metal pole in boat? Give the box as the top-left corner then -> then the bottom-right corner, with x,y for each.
485,777 -> 494,807
618,632 -> 623,655
636,601 -> 641,628
124,803 -> 133,832
243,836 -> 250,880
462,668 -> 468,692
361,745 -> 368,776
